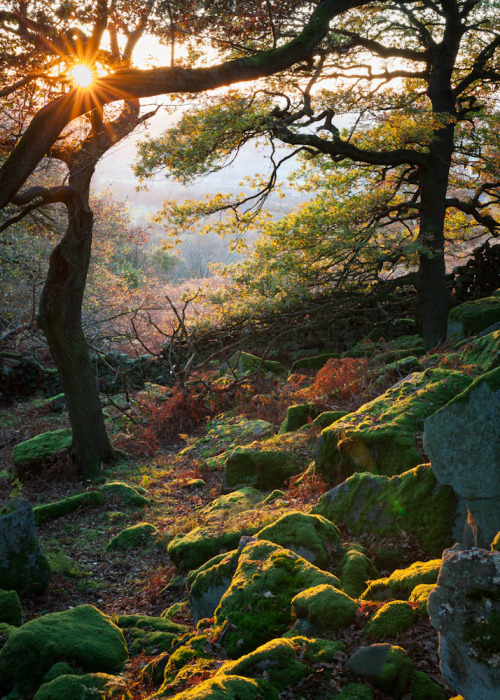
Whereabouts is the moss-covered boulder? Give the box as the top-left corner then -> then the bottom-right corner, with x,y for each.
428,545 -> 500,700
34,491 -> 105,525
214,540 -> 341,657
337,546 -> 379,598
42,661 -> 77,683
448,291 -> 500,338
33,673 -> 131,700
346,334 -> 425,360
153,674 -> 266,699
225,352 -> 287,377
313,464 -> 460,557
99,481 -> 150,507
346,643 -> 413,699
459,330 -> 500,373
115,614 -> 187,656
316,369 -> 472,483
107,522 -> 158,551
0,498 -> 51,595
365,601 -> 417,639
0,591 -> 22,627
424,367 -> 500,548
408,583 -> 436,615
0,605 -> 127,695
291,584 -> 358,633
167,525 -> 260,572
256,511 -> 343,569
12,428 -> 73,474
313,410 -> 350,429
179,415 -> 274,461
361,560 -> 441,601
221,447 -> 301,493
189,550 -> 240,624
199,488 -> 265,519
278,403 -> 321,434
291,352 -> 339,372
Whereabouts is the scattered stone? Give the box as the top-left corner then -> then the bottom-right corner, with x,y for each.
256,511 -> 343,570
116,614 -> 187,656
278,403 -> 320,433
33,673 -> 131,700
365,601 -> 417,639
361,560 -> 441,601
291,352 -> 339,372
107,522 -> 158,551
424,367 -> 500,548
0,591 -> 22,627
408,583 -> 436,616
12,429 -> 73,475
33,491 -> 105,525
213,540 -> 341,657
99,481 -> 150,507
0,498 -> 51,595
188,550 -> 240,624
291,584 -> 358,633
337,546 -> 379,598
346,643 -> 413,699
313,464 -> 461,557
225,351 -> 287,377
0,604 -> 128,695
428,545 -> 500,700
316,369 -> 472,483
447,291 -> 500,338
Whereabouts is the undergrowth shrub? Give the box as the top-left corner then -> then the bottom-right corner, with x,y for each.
313,357 -> 370,401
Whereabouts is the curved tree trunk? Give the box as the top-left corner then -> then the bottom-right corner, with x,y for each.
37,173 -> 114,476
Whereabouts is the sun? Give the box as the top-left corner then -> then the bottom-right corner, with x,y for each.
70,63 -> 94,88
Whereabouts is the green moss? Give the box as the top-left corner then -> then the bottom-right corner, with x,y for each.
361,560 -> 441,601
346,334 -> 424,359
262,489 -> 285,504
155,674 -> 265,699
0,591 -> 22,627
365,601 -> 417,639
278,403 -> 320,433
291,584 -> 358,632
221,445 -> 305,493
313,464 -> 458,557
291,352 -> 338,372
116,614 -> 187,657
179,415 -> 274,461
33,673 -> 131,700
316,369 -> 472,482
256,511 -> 343,569
459,330 -> 500,372
491,531 -> 500,552
42,662 -> 77,683
462,611 -> 500,663
443,365 -> 500,409
410,670 -> 447,699
226,352 -> 287,377
449,293 -> 500,336
346,644 -> 413,699
338,547 -> 378,598
313,410 -> 350,429
199,488 -> 264,519
34,491 -> 105,525
214,540 -> 341,657
99,481 -> 149,507
168,526 -> 258,572
189,550 -> 240,624
336,683 -> 374,699
408,584 -> 436,615
12,429 -> 73,470
107,522 -> 158,551
0,605 -> 127,694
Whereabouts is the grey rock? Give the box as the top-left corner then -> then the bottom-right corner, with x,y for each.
0,498 -> 51,594
428,545 -> 500,700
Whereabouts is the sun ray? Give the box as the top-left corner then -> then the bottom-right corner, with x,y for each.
70,63 -> 94,88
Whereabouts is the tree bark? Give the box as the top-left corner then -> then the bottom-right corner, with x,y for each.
37,173 -> 114,476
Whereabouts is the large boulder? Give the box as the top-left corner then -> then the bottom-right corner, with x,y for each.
428,545 -> 500,700
189,550 -> 241,624
213,540 -> 341,657
291,584 -> 358,633
447,290 -> 500,338
313,464 -> 461,557
346,643 -> 413,699
316,369 -> 472,483
0,604 -> 128,695
0,498 -> 51,594
256,511 -> 343,569
424,367 -> 500,547
12,429 -> 73,475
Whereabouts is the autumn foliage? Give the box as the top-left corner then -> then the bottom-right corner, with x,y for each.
313,357 -> 370,401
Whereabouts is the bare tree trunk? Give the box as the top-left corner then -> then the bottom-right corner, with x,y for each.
37,178 -> 114,476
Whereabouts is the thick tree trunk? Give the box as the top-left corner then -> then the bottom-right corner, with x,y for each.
37,181 -> 114,476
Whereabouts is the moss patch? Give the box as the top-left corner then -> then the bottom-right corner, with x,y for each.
33,673 -> 131,700
365,601 -> 417,639
107,522 -> 158,551
346,644 -> 413,699
338,547 -> 379,598
12,429 -> 73,472
116,614 -> 187,656
99,481 -> 149,507
361,560 -> 441,601
0,591 -> 22,627
408,583 -> 436,616
448,293 -> 500,337
316,369 -> 472,483
292,584 -> 358,632
34,491 -> 105,525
